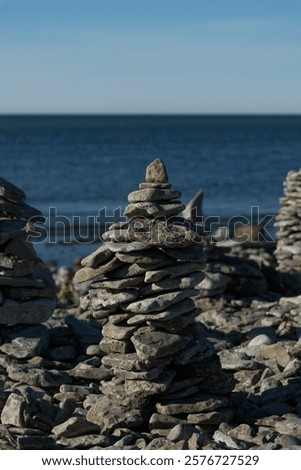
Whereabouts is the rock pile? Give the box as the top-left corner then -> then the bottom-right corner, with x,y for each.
75,159 -> 233,437
274,169 -> 301,272
0,177 -> 56,324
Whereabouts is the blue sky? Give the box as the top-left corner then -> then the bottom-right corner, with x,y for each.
0,0 -> 301,113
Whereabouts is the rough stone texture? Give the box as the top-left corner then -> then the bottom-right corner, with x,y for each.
274,170 -> 301,288
76,158 -> 232,437
2,167 -> 301,450
0,177 -> 56,325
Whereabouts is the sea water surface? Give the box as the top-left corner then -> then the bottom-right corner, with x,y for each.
0,115 -> 300,265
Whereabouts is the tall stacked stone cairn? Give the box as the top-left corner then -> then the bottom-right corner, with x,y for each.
0,177 -> 56,324
274,169 -> 301,273
75,159 -> 233,438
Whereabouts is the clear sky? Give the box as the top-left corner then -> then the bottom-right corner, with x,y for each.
0,0 -> 301,114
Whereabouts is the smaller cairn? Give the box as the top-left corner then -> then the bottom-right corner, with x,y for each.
0,177 -> 56,324
75,159 -> 233,437
274,170 -> 301,272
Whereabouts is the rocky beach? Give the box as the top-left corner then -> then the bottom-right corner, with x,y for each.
1,163 -> 301,450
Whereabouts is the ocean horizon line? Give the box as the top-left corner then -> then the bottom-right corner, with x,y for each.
0,113 -> 301,117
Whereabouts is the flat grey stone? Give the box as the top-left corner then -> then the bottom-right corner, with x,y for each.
74,257 -> 122,283
218,350 -> 258,370
148,308 -> 199,333
173,336 -> 210,365
139,182 -> 171,189
81,245 -> 113,268
108,313 -> 133,324
128,188 -> 181,203
126,289 -> 196,313
213,430 -> 242,450
146,437 -> 188,450
167,423 -> 196,442
107,263 -> 147,279
127,298 -> 196,325
149,412 -> 185,430
275,417 -> 301,438
114,364 -> 165,380
86,396 -> 143,433
0,325 -> 49,358
125,217 -> 200,248
131,328 -> 190,359
104,242 -> 150,253
116,248 -> 170,266
102,352 -> 170,371
86,288 -> 139,310
91,276 -> 144,290
56,434 -> 112,449
187,408 -> 233,425
69,364 -> 113,381
7,364 -> 71,387
0,298 -> 56,324
144,263 -> 204,283
141,272 -> 205,294
156,394 -> 228,415
52,416 -> 99,438
99,337 -> 133,354
124,201 -> 185,218
124,370 -> 176,396
100,380 -> 150,408
102,322 -> 138,340
102,229 -> 130,243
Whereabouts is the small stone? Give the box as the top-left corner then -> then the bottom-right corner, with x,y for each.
256,343 -> 291,368
81,245 -> 113,268
167,423 -> 196,442
102,323 -> 138,340
126,289 -> 196,314
213,430 -> 244,450
145,158 -> 169,183
124,201 -> 185,218
275,416 -> 301,438
127,298 -> 196,325
1,393 -> 26,427
156,394 -> 228,415
244,334 -> 273,356
86,396 -> 144,433
74,257 -> 122,283
52,416 -> 100,438
128,188 -> 181,203
0,325 -> 49,358
131,328 -> 190,359
187,409 -> 233,425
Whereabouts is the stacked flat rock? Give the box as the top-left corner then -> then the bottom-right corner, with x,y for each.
0,177 -> 56,324
75,159 -> 233,436
274,169 -> 301,272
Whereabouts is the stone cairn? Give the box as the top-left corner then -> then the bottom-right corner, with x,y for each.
75,159 -> 233,437
274,169 -> 301,273
0,177 -> 56,325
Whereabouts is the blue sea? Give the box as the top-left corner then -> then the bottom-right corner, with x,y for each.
1,115 -> 301,266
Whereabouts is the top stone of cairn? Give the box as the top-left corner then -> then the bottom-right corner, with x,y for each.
145,158 -> 169,184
